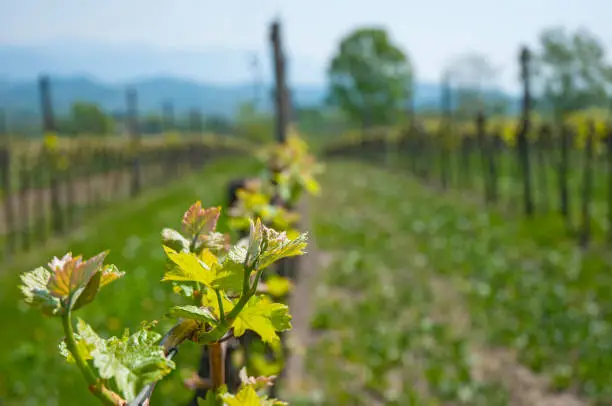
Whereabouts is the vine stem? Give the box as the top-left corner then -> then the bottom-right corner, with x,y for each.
215,289 -> 225,323
62,309 -> 123,405
209,342 -> 225,389
198,262 -> 256,400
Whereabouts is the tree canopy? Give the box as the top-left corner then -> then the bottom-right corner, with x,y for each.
71,102 -> 114,135
445,53 -> 508,119
327,27 -> 413,128
534,26 -> 612,119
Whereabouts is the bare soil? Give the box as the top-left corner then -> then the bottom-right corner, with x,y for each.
283,197 -> 334,395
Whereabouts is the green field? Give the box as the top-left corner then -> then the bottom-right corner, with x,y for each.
298,159 -> 604,405
0,157 -> 259,406
3,152 -> 610,405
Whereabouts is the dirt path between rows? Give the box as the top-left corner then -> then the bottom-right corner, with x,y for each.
283,197 -> 333,396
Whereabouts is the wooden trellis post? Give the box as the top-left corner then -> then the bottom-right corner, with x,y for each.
517,47 -> 534,217
271,20 -> 290,144
440,73 -> 452,189
39,75 -> 64,235
126,88 -> 141,197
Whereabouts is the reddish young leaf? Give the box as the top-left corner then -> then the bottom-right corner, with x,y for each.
48,252 -> 108,299
182,202 -> 221,237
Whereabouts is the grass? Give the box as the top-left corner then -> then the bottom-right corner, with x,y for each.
389,160 -> 612,402
299,160 -> 509,405
6,143 -> 608,404
0,157 -> 259,406
299,156 -> 611,405
374,140 -> 612,402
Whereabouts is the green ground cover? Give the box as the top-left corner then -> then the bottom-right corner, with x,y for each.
0,157 -> 258,406
301,159 -> 605,405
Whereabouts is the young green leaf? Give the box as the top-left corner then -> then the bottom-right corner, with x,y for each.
19,267 -> 62,315
72,264 -> 126,310
196,231 -> 231,255
202,290 -> 236,321
226,238 -> 248,264
232,295 -> 292,344
59,332 -> 94,365
162,246 -> 243,292
261,275 -> 293,298
172,283 -> 195,298
161,228 -> 190,253
220,381 -> 287,406
72,270 -> 102,311
246,219 -> 308,270
259,229 -> 307,270
167,305 -> 217,324
221,384 -> 259,406
182,202 -> 220,237
162,247 -> 219,286
74,318 -> 175,401
245,219 -> 265,269
100,265 -> 125,287
197,389 -> 219,406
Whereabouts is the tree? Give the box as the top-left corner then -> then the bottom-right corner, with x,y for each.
71,102 -> 113,135
445,53 -> 504,119
141,114 -> 164,134
534,27 -> 612,119
327,27 -> 413,128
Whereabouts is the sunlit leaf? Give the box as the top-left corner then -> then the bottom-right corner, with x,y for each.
202,290 -> 235,320
263,275 -> 293,298
72,271 -> 102,311
232,295 -> 292,344
47,251 -> 107,300
227,238 -> 248,265
220,382 -> 287,406
221,384 -> 259,406
245,219 -> 265,268
197,231 -> 231,254
59,333 -> 94,365
161,228 -> 190,253
19,267 -> 61,316
73,265 -> 124,311
246,220 -> 308,270
100,265 -> 125,288
162,246 -> 218,287
182,202 -> 220,237
75,318 -> 175,401
163,246 -> 242,292
167,305 -> 217,324
172,283 -> 195,298
303,176 -> 321,196
19,252 -> 121,314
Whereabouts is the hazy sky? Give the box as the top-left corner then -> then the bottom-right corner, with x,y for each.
2,0 -> 611,92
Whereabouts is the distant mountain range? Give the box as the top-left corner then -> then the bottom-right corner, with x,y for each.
0,41 -> 517,117
0,76 -> 458,117
0,75 -> 329,117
